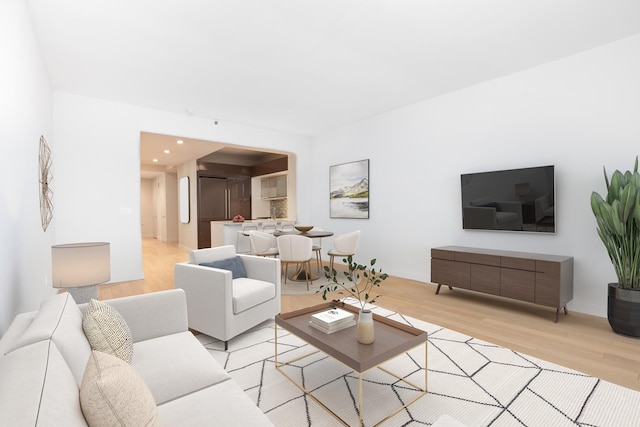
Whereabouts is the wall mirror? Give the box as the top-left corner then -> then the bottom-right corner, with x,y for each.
179,176 -> 190,223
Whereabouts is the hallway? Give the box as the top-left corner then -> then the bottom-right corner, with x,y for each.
98,238 -> 189,300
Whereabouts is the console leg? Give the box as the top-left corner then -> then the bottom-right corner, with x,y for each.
563,305 -> 568,315
435,284 -> 453,295
555,309 -> 559,323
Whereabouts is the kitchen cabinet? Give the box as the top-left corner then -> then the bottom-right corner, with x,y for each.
197,175 -> 251,248
261,175 -> 287,199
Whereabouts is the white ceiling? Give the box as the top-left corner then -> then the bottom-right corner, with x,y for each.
27,0 -> 640,137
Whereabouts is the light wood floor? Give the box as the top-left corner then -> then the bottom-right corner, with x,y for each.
101,238 -> 640,391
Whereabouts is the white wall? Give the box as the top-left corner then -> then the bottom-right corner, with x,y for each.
165,172 -> 178,243
0,0 -> 54,334
140,178 -> 155,238
53,93 -> 312,283
310,35 -> 640,318
4,0 -> 636,337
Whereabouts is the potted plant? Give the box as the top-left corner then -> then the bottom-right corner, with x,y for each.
590,156 -> 640,336
318,256 -> 389,344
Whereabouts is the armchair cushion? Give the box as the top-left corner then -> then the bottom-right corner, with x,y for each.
232,278 -> 276,314
200,256 -> 247,279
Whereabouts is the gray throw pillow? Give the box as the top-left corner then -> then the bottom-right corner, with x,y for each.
200,256 -> 247,279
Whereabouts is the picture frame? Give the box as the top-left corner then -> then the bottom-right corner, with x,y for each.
329,159 -> 369,219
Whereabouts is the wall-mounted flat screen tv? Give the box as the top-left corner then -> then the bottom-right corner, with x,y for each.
461,165 -> 555,233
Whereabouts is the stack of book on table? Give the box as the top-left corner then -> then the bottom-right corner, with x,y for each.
309,308 -> 356,334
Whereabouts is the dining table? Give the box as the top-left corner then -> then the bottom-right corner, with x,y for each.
273,229 -> 334,281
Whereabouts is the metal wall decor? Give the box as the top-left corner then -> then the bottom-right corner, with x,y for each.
39,135 -> 53,231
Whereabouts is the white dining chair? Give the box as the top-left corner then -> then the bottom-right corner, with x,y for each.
327,230 -> 361,271
261,221 -> 278,234
279,221 -> 295,232
236,223 -> 259,254
277,234 -> 313,289
249,230 -> 279,257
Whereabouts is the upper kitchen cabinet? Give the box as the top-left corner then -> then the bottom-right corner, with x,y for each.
261,175 -> 287,199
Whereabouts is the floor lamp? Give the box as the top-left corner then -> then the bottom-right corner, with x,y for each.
52,242 -> 111,304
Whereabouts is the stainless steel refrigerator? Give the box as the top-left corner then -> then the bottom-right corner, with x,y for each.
198,176 -> 251,248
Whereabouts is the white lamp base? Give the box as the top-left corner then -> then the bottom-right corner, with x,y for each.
67,285 -> 98,304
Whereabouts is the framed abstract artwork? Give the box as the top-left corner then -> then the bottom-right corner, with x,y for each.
39,135 -> 53,231
329,159 -> 369,219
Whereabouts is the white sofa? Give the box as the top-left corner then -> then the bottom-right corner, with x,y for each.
463,198 -> 523,231
0,289 -> 273,426
174,245 -> 281,350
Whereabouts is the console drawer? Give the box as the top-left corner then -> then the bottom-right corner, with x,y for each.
501,268 -> 535,302
431,259 -> 470,289
501,256 -> 535,271
470,264 -> 501,295
456,251 -> 501,267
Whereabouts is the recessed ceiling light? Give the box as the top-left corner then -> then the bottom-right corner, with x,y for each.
153,159 -> 158,163
164,150 -> 170,154
177,140 -> 184,144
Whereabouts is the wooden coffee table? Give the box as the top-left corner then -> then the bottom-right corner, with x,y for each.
274,302 -> 428,426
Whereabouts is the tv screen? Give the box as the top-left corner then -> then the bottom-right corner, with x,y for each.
461,165 -> 555,233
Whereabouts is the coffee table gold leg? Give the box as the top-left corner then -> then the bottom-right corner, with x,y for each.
359,373 -> 363,426
274,323 -> 278,365
424,340 -> 428,391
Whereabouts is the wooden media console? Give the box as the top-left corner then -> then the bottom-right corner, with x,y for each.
431,246 -> 573,322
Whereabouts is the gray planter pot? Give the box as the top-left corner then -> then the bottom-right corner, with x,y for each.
608,283 -> 640,337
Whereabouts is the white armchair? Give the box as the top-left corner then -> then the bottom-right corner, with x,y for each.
174,245 -> 281,350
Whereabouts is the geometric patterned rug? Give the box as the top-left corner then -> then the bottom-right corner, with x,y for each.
196,301 -> 640,426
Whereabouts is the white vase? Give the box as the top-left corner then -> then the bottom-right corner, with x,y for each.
357,309 -> 374,344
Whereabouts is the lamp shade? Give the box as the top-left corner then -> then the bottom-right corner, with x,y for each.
514,182 -> 530,197
52,242 -> 110,288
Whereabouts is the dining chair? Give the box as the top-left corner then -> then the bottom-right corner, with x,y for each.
249,230 -> 279,257
311,227 -> 324,272
327,230 -> 361,271
277,234 -> 313,289
261,221 -> 278,234
236,223 -> 259,254
279,221 -> 295,232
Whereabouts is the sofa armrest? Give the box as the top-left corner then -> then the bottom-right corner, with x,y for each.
99,289 -> 189,343
0,312 -> 36,355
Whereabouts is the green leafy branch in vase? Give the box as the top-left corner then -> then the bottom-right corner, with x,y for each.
318,256 -> 389,311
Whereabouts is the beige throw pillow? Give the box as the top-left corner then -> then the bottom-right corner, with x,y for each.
83,299 -> 133,363
80,350 -> 159,427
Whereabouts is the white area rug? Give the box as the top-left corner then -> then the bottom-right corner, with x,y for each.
280,267 -> 357,295
279,274 -> 327,295
196,302 -> 640,426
